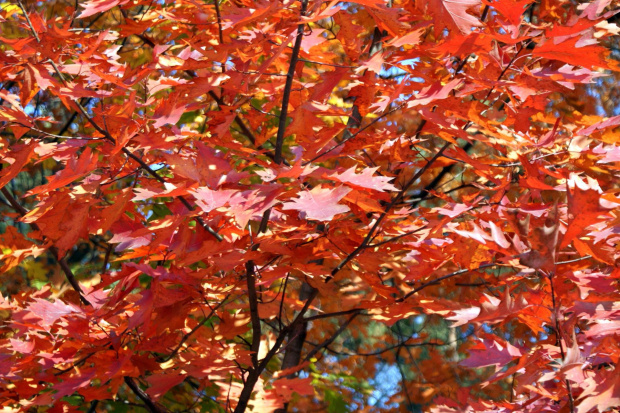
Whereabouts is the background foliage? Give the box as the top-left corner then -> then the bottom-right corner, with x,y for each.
1,0 -> 620,412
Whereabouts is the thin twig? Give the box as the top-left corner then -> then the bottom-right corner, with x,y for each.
298,58 -> 357,68
158,297 -> 228,362
17,1 -> 40,42
304,102 -> 406,165
304,308 -> 364,322
124,377 -> 170,413
304,313 -> 358,361
328,141 -> 451,281
368,227 -> 426,248
398,262 -> 498,303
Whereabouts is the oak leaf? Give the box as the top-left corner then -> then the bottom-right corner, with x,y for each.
282,185 -> 351,221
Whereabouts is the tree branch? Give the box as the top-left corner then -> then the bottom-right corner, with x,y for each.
273,0 -> 308,164
124,377 -> 170,413
327,141 -> 451,281
303,313 -> 358,361
246,261 -> 262,367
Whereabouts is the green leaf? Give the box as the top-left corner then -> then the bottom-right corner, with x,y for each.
325,389 -> 348,413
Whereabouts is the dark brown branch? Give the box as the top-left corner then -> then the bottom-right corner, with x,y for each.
86,400 -> 99,413
273,0 -> 308,164
234,210 -> 275,412
213,0 -> 224,45
235,87 -> 451,412
480,5 -> 490,24
395,346 -> 415,410
124,377 -> 170,413
102,244 -> 113,273
246,261 -> 262,367
234,3 -> 309,407
304,313 -> 358,361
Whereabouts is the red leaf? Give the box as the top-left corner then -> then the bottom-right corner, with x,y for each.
577,370 -> 620,413
27,298 -> 81,327
273,377 -> 314,399
406,79 -> 463,108
329,166 -> 397,192
282,185 -> 351,221
561,174 -> 613,248
418,0 -> 483,35
0,141 -> 36,190
533,37 -> 617,70
146,373 -> 188,400
483,0 -> 535,26
78,0 -> 129,18
460,337 -> 522,370
190,186 -> 236,213
10,338 -> 36,354
26,147 -> 98,196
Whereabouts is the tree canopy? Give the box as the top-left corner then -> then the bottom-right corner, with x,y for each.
1,0 -> 620,412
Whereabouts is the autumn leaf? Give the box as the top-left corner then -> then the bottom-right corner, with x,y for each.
483,0 -> 535,26
417,0 -> 483,35
282,185 -> 351,221
26,298 -> 82,327
190,186 -> 236,213
576,370 -> 620,413
460,337 -> 522,370
329,166 -> 397,192
0,141 -> 36,190
533,36 -> 617,71
78,0 -> 129,18
561,174 -> 614,248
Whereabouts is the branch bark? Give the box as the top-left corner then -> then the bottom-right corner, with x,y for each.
273,0 -> 308,165
124,377 -> 170,413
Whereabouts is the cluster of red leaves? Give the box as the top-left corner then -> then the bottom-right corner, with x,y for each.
1,0 -> 620,412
